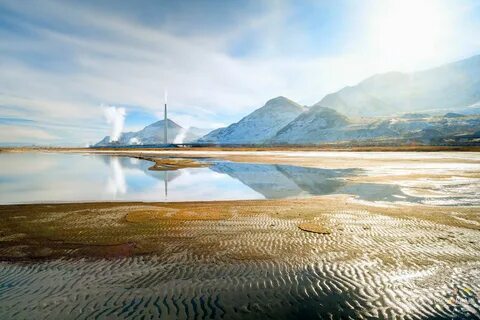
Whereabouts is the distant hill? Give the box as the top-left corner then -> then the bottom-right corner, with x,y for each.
314,54 -> 480,117
272,113 -> 480,145
198,96 -> 306,144
95,119 -> 208,146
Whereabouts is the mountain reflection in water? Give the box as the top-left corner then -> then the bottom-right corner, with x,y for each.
0,152 -> 422,204
209,161 -> 418,202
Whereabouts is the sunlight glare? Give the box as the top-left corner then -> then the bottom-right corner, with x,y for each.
370,0 -> 452,69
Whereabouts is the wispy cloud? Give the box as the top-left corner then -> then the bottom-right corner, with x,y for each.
0,124 -> 57,143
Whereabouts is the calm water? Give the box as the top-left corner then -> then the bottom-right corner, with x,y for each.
0,152 -> 423,204
0,152 -> 478,205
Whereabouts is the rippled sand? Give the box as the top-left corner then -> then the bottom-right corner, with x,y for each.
0,195 -> 479,319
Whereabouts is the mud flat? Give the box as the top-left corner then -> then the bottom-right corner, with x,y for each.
0,196 -> 479,319
138,157 -> 208,171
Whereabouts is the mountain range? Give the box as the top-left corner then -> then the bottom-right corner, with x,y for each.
96,54 -> 480,146
314,55 -> 480,117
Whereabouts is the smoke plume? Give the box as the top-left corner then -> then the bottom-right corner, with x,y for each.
103,105 -> 126,142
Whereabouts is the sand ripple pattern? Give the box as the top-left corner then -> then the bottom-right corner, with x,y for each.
1,210 -> 479,319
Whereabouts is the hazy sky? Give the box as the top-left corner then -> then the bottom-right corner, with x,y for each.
1,0 -> 480,145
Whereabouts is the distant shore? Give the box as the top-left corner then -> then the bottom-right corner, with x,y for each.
2,144 -> 480,153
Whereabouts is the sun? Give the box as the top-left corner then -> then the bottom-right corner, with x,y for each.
369,0 -> 452,69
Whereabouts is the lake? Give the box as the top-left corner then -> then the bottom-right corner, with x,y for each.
1,151 -> 479,205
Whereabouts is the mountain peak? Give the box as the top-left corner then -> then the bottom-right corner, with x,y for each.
147,119 -> 182,129
265,96 -> 289,104
199,96 -> 306,144
264,96 -> 302,109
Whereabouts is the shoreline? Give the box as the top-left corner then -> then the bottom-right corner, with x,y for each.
2,145 -> 480,153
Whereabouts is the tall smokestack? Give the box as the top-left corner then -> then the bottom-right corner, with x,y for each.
164,90 -> 168,145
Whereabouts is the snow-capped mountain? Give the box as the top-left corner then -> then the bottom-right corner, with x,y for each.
95,119 -> 207,146
271,106 -> 350,144
198,96 -> 306,144
313,54 -> 480,117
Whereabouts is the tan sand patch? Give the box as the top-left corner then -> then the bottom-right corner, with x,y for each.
147,157 -> 208,171
125,208 -> 179,222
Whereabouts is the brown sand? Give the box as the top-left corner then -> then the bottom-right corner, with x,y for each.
143,157 -> 208,171
0,196 -> 478,261
298,223 -> 332,234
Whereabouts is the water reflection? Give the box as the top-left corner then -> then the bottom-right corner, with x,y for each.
102,156 -> 178,198
210,161 -> 419,202
106,157 -> 126,197
0,152 -> 440,204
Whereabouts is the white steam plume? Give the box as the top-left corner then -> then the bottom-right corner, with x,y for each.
173,127 -> 189,144
103,105 -> 126,142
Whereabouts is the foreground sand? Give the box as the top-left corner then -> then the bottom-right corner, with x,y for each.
0,196 -> 478,261
1,196 -> 479,318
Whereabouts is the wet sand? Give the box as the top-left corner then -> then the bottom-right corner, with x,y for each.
0,197 -> 479,318
140,157 -> 208,171
0,149 -> 479,318
0,196 -> 480,261
0,196 -> 478,261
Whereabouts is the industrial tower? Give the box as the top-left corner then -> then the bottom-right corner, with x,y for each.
164,90 -> 168,144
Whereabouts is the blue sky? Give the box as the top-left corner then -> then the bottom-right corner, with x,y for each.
1,0 -> 480,146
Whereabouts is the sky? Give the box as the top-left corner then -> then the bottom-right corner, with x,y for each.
1,0 -> 480,146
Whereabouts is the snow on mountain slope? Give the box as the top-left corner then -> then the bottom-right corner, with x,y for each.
198,96 -> 306,144
271,106 -> 350,144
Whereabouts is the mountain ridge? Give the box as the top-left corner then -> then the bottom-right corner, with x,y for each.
314,54 -> 480,117
198,96 -> 306,144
